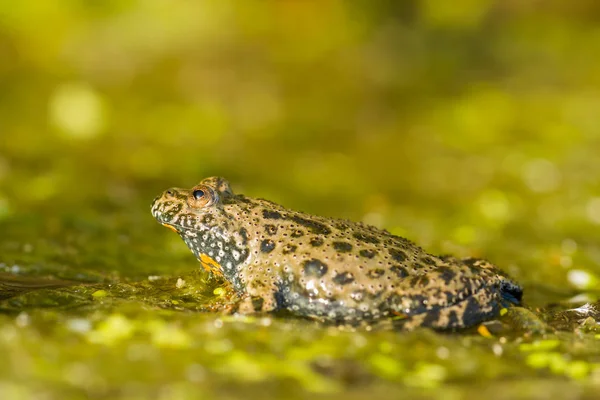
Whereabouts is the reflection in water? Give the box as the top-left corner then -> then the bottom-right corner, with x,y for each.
0,273 -> 78,301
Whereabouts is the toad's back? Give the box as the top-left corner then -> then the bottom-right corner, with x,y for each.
152,177 -> 522,330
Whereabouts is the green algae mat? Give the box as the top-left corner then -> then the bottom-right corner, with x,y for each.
1,1 -> 600,399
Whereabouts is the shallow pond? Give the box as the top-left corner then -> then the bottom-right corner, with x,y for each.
1,1 -> 600,399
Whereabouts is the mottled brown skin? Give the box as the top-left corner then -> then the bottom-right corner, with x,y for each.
151,177 -> 522,330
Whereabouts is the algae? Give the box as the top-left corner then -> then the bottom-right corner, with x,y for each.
1,1 -> 600,399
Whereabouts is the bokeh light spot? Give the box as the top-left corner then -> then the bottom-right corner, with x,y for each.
567,269 -> 598,290
477,190 -> 511,224
586,197 -> 600,224
49,82 -> 106,139
522,159 -> 561,193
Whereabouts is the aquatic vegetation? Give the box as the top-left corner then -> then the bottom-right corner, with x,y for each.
1,1 -> 600,399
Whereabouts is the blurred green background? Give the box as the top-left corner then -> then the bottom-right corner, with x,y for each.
2,0 -> 600,286
1,1 -> 600,399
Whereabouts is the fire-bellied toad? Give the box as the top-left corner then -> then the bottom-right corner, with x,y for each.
151,177 -> 522,330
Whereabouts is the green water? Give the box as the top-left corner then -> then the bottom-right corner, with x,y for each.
1,1 -> 600,399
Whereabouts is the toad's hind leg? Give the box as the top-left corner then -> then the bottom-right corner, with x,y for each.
383,262 -> 523,330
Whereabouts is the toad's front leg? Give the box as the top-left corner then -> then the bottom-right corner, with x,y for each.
228,276 -> 281,315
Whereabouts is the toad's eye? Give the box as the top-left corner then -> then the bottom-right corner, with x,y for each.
189,186 -> 215,208
193,189 -> 205,199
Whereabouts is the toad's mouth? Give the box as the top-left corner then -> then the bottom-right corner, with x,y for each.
151,200 -> 191,231
154,217 -> 219,239
161,223 -> 178,233
156,219 -> 200,234
151,207 -> 191,232
151,200 -> 217,235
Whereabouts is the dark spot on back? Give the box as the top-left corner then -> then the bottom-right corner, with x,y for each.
410,275 -> 430,287
436,266 -> 456,284
389,248 -> 407,262
282,244 -> 297,254
264,224 -> 278,235
359,249 -> 376,259
463,257 -> 483,274
237,196 -> 253,204
290,215 -> 331,235
260,239 -> 276,253
239,228 -> 248,245
202,214 -> 214,224
389,265 -> 409,278
422,256 -> 437,266
333,241 -> 353,253
353,232 -> 380,244
291,229 -> 304,238
367,269 -> 385,279
335,222 -> 349,231
309,237 -> 324,247
263,209 -> 283,219
303,259 -> 328,277
463,258 -> 478,267
333,272 -> 354,285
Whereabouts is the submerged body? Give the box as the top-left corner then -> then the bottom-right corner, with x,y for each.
151,177 -> 522,330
